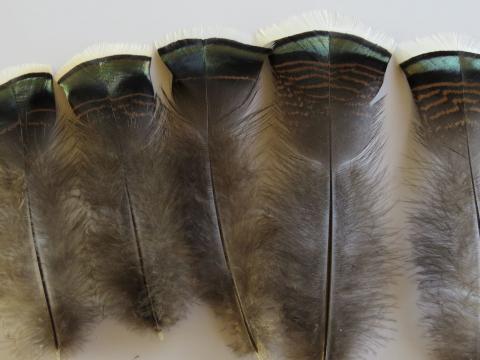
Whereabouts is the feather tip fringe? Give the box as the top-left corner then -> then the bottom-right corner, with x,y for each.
155,27 -> 252,49
255,9 -> 395,52
397,33 -> 480,63
55,43 -> 153,81
0,64 -> 52,86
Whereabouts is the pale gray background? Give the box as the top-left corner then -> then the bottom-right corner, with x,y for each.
0,0 -> 478,359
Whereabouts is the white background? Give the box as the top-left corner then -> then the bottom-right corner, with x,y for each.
1,0 -> 478,359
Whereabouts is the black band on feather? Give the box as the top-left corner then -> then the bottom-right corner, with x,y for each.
159,38 -> 268,128
59,55 -> 154,118
0,73 -> 55,143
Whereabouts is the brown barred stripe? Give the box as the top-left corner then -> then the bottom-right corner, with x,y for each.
173,75 -> 257,82
401,52 -> 480,131
70,93 -> 155,118
271,60 -> 386,105
274,60 -> 385,76
412,84 -> 480,123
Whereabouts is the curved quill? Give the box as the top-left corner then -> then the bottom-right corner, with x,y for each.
56,45 -> 194,333
256,12 -> 396,359
157,36 -> 271,355
399,35 -> 480,360
0,67 -> 96,359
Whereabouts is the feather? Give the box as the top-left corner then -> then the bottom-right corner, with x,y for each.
399,34 -> 480,360
255,11 -> 397,359
56,44 -> 195,334
156,33 -> 273,356
0,66 -> 96,359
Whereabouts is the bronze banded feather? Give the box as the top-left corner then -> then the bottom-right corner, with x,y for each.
400,38 -> 480,360
256,14 -> 397,359
57,46 -> 195,334
157,37 -> 274,357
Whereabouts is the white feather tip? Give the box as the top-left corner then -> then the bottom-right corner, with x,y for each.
55,43 -> 153,81
0,64 -> 52,87
255,10 -> 395,53
155,26 -> 251,49
396,33 -> 480,63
